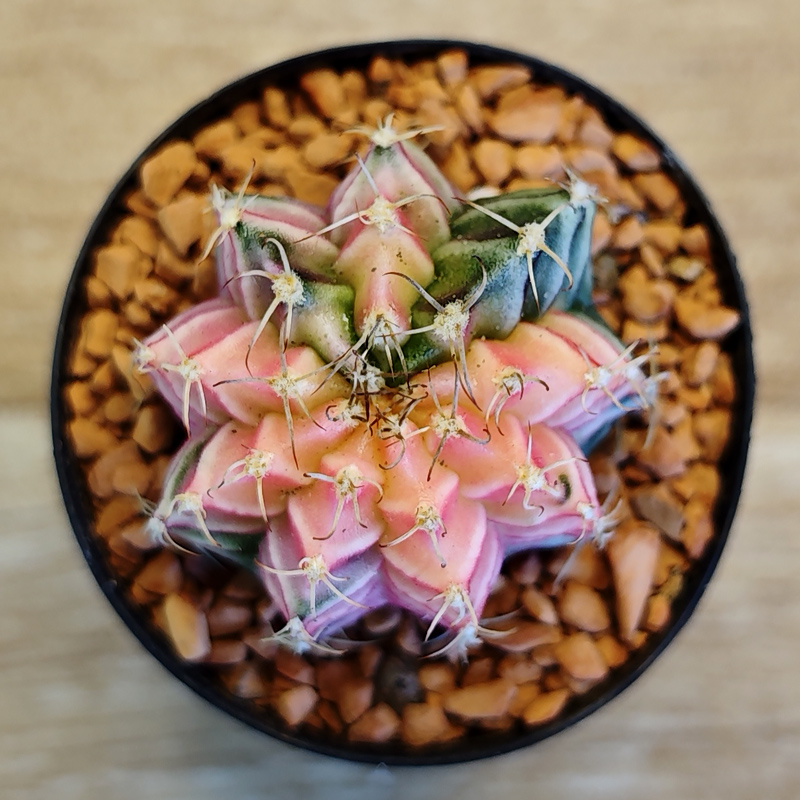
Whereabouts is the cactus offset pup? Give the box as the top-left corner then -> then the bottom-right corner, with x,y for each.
136,117 -> 655,658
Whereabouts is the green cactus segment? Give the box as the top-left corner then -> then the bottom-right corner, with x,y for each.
449,187 -> 596,321
522,200 -> 596,318
221,205 -> 339,322
289,281 -> 357,366
449,187 -> 568,239
235,221 -> 339,283
394,238 -> 528,379
392,187 -> 596,379
160,428 -> 215,502
171,527 -> 265,568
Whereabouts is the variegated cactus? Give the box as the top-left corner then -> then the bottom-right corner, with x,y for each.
135,116 -> 656,658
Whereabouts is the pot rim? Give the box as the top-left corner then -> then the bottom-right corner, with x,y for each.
51,38 -> 755,766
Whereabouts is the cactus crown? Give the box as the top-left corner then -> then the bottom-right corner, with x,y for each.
140,116 -> 650,658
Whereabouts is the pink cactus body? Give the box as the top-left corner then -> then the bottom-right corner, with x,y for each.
185,417 -> 308,522
327,127 -> 460,253
287,431 -> 386,568
141,116 -> 652,659
183,321 -> 347,427
382,496 -> 500,635
537,311 -> 648,429
420,322 -> 585,426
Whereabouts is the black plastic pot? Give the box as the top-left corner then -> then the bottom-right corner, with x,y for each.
51,40 -> 755,765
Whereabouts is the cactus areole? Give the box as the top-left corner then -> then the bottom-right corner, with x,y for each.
138,117 -> 655,659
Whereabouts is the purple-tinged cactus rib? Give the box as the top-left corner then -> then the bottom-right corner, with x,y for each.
258,514 -> 387,642
480,424 -> 597,533
535,311 -> 649,433
382,508 -> 503,645
329,116 -> 459,252
209,187 -> 339,321
421,319 -> 586,428
230,237 -> 306,360
140,299 -> 246,433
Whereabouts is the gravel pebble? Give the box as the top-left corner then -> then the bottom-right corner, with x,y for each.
454,82 -> 485,133
470,64 -> 531,100
557,582 -> 610,633
611,133 -> 660,171
277,684 -> 318,727
645,594 -> 671,632
136,551 -> 182,595
578,107 -> 614,150
674,295 -> 741,340
193,120 -> 240,159
443,678 -> 517,721
316,659 -> 359,701
303,132 -> 352,170
300,69 -> 346,118
497,655 -> 543,685
553,632 -> 608,682
669,255 -> 705,282
206,599 -> 252,637
607,521 -> 660,640
205,639 -> 247,665
157,193 -> 205,256
68,418 -> 117,458
612,216 -> 644,250
436,49 -> 468,89
671,462 -> 720,504
522,688 -> 570,725
337,678 -> 375,724
637,426 -> 692,479
521,586 -> 559,625
594,634 -> 629,668
472,138 -> 514,185
161,593 -> 210,661
140,142 -> 197,207
633,172 -> 680,213
348,703 -> 400,743
680,224 -> 710,256
402,702 -> 463,746
83,309 -> 119,360
515,143 -> 563,179
131,404 -> 175,455
489,88 -> 560,142
87,440 -> 144,498
492,621 -> 562,652
230,101 -> 262,135
643,220 -> 682,254
418,662 -> 456,693
461,657 -> 494,687
681,499 -> 714,558
630,484 -> 685,540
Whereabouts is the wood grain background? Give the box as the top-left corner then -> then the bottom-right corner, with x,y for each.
2,1 -> 798,798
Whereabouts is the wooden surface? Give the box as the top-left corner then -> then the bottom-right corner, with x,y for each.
2,1 -> 798,798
